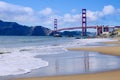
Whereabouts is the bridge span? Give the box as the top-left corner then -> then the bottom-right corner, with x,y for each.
55,25 -> 116,36
57,26 -> 97,31
53,9 -> 120,36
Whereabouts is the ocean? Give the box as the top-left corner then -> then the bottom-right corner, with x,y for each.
0,36 -> 119,77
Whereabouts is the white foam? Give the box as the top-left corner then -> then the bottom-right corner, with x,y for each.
64,38 -> 116,48
0,48 -> 48,76
0,45 -> 68,76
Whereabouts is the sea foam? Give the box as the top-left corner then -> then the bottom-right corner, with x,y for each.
0,48 -> 48,76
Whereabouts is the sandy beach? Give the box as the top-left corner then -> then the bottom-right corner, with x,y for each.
16,70 -> 120,80
15,40 -> 120,80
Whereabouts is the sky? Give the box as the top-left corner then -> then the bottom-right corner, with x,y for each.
0,0 -> 120,30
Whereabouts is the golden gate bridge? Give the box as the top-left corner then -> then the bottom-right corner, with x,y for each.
53,9 -> 120,36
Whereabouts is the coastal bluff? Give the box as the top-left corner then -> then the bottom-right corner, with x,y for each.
0,20 -> 52,36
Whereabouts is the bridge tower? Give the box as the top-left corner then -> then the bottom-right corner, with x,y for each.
54,19 -> 57,35
82,9 -> 87,36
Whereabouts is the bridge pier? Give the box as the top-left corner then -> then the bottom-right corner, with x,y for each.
97,26 -> 103,36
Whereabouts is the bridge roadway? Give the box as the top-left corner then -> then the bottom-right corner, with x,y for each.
57,26 -> 116,31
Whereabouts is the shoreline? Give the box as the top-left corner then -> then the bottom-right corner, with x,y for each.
15,40 -> 120,80
68,46 -> 120,56
103,41 -> 120,44
67,39 -> 120,56
16,70 -> 120,80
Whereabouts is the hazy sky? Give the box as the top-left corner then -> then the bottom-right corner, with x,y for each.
0,0 -> 120,29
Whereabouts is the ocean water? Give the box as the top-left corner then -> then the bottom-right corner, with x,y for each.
0,36 -> 117,76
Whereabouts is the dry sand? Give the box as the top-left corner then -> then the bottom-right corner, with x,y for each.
16,41 -> 120,80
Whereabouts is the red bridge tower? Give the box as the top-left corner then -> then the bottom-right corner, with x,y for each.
82,9 -> 87,36
54,19 -> 57,35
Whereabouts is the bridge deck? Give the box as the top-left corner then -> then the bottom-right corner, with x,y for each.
57,26 -> 116,31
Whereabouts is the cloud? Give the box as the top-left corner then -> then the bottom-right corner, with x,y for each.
103,5 -> 115,15
0,1 -> 119,29
0,1 -> 34,17
63,13 -> 81,23
87,11 -> 99,21
86,5 -> 116,22
0,1 -> 56,27
0,1 -> 39,25
39,8 -> 53,16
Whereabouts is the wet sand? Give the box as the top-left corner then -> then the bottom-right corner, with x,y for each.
103,41 -> 120,44
68,46 -> 120,56
16,40 -> 120,80
16,70 -> 120,80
